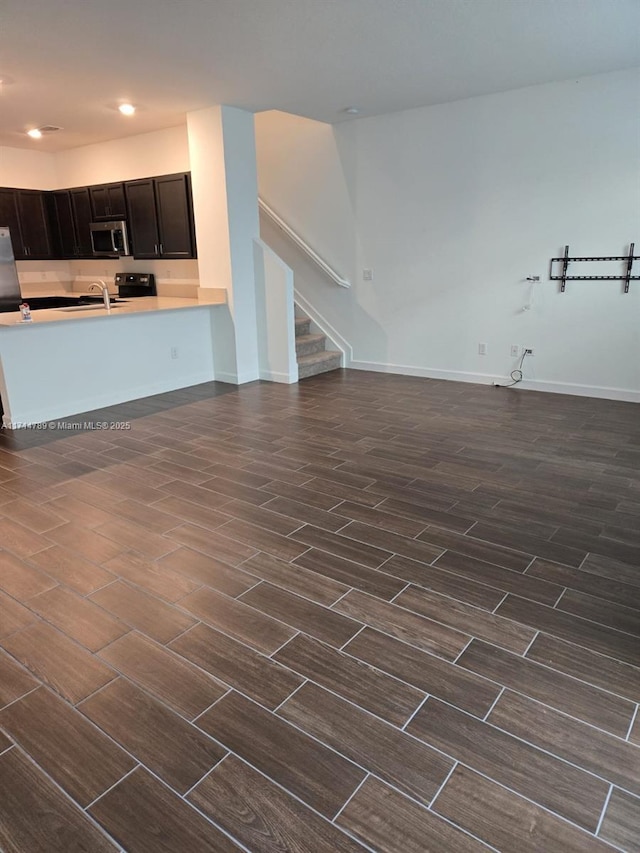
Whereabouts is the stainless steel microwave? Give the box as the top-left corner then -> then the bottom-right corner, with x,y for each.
90,220 -> 131,257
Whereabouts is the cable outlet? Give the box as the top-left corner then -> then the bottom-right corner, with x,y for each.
510,345 -> 519,357
170,347 -> 179,360
478,342 -> 487,356
524,347 -> 534,356
362,269 -> 373,281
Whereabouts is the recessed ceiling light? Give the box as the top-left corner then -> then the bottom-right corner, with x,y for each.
26,125 -> 62,139
343,106 -> 361,115
118,103 -> 136,116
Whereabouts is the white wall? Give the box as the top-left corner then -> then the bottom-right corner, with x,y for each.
187,106 -> 260,383
55,125 -> 190,187
256,68 -> 640,401
2,125 -> 189,191
1,125 -> 189,190
0,147 -> 59,189
253,237 -> 298,383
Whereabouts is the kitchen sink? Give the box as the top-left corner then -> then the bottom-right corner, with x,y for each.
57,304 -> 125,312
21,296 -> 128,311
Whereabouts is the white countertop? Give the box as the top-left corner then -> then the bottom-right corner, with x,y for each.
0,292 -> 226,327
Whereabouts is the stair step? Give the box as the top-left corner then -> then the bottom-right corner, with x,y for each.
295,317 -> 311,337
297,350 -> 342,380
295,333 -> 327,358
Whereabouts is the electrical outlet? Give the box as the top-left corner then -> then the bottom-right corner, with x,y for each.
524,347 -> 534,356
362,269 -> 373,281
478,342 -> 488,356
170,347 -> 179,360
510,345 -> 519,357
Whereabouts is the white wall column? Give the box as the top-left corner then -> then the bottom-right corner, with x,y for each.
187,105 -> 260,383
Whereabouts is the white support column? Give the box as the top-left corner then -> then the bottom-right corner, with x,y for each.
187,106 -> 260,383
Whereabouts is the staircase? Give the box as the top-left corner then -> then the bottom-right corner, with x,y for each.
295,313 -> 342,379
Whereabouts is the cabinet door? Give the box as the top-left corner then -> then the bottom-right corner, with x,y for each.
90,183 -> 126,220
155,173 -> 196,258
0,189 -> 24,258
125,179 -> 160,258
89,185 -> 110,219
16,191 -> 53,258
48,191 -> 77,258
70,188 -> 94,257
106,183 -> 126,219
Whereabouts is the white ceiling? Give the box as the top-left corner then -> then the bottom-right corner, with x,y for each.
1,0 -> 638,151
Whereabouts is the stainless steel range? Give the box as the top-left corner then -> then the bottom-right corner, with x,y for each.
114,272 -> 157,298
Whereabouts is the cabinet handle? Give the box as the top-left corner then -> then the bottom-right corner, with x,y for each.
154,244 -> 158,255
24,247 -> 30,256
159,243 -> 164,255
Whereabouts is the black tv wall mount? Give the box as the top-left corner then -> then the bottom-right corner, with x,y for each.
550,243 -> 638,293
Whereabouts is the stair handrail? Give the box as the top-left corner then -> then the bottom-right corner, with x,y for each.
258,197 -> 350,288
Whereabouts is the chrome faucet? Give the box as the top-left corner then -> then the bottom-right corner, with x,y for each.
89,280 -> 111,311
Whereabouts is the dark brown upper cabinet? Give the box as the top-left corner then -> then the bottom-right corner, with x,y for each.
154,174 -> 196,258
89,182 -> 126,220
48,188 -> 94,258
18,191 -> 54,258
125,173 -> 196,260
0,189 -> 53,259
48,191 -> 77,258
69,188 -> 94,257
124,179 -> 159,258
0,189 -> 23,258
1,171 -> 195,261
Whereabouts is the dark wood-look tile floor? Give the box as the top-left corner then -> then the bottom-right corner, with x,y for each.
0,371 -> 639,852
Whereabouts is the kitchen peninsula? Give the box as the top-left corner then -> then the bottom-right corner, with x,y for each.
0,291 -> 226,428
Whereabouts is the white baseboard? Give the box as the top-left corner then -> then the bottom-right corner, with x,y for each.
516,378 -> 640,403
214,370 -> 260,385
213,371 -> 239,384
349,360 -> 639,404
259,369 -> 298,384
350,360 -> 502,385
294,289 -> 353,366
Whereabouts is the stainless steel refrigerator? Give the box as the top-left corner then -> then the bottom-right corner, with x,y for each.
0,227 -> 22,312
